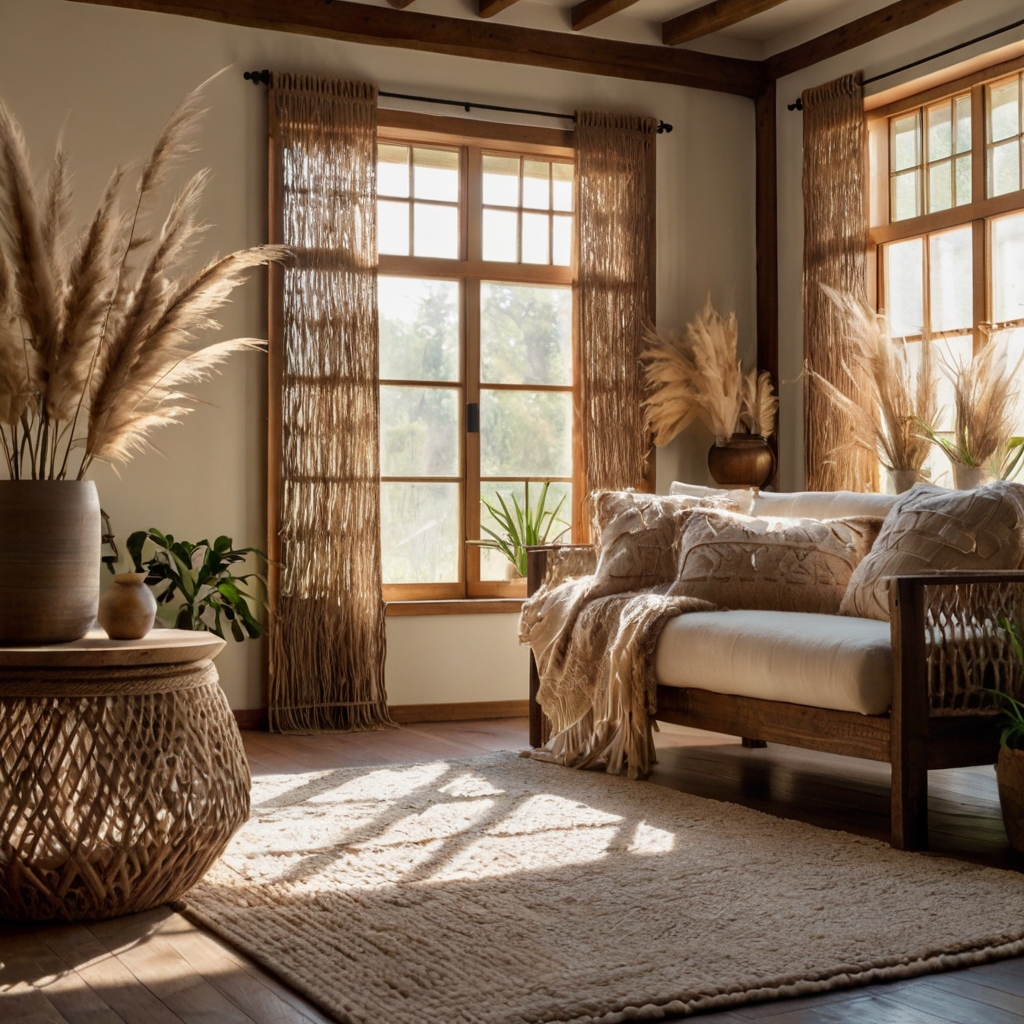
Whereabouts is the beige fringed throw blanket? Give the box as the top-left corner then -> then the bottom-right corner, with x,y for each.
519,494 -> 715,779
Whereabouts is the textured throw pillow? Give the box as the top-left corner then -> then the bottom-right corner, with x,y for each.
840,481 -> 1024,621
668,508 -> 883,615
589,491 -> 739,598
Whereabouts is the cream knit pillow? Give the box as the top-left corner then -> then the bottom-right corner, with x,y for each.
840,481 -> 1024,621
589,491 -> 739,598
669,508 -> 882,615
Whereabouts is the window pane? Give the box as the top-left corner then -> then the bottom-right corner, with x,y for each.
990,140 -> 1021,198
892,170 -> 921,221
522,160 -> 550,210
413,203 -> 458,259
989,79 -> 1020,143
933,336 -> 976,436
480,390 -> 572,478
993,211 -> 1024,324
886,237 -> 924,337
483,208 -> 518,262
927,101 -> 952,161
552,163 -> 573,212
483,155 -> 519,207
479,481 -> 571,580
955,95 -> 972,153
380,386 -> 460,477
378,199 -> 410,256
481,283 -> 571,386
955,154 -> 972,206
929,228 -> 973,333
552,215 -> 572,266
928,160 -> 951,213
378,144 -> 410,198
521,212 -> 550,264
892,112 -> 920,171
381,482 -> 459,584
379,277 -> 459,382
413,148 -> 458,202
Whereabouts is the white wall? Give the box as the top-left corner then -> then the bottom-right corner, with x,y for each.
775,0 -> 1024,492
0,0 -> 755,708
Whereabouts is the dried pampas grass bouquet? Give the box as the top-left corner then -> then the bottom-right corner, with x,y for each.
641,296 -> 776,447
0,71 -> 286,481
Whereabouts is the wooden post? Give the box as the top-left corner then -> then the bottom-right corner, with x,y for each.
890,577 -> 929,850
526,547 -> 550,748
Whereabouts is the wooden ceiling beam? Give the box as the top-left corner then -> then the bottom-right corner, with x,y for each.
572,0 -> 642,33
477,0 -> 521,19
663,0 -> 787,48
69,0 -> 766,95
765,0 -> 969,80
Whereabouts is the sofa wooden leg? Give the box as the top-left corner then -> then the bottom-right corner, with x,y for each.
891,762 -> 929,851
741,738 -> 767,748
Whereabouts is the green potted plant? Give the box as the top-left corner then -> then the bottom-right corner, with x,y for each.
985,617 -> 1024,853
470,481 -> 568,580
127,529 -> 267,641
0,77 -> 282,644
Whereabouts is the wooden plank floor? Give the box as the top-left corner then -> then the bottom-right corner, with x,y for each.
3,718 -> 1024,1023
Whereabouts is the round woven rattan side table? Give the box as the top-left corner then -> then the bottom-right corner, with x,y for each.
0,629 -> 251,922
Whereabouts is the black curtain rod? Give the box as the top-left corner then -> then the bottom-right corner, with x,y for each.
243,71 -> 673,133
787,15 -> 1024,111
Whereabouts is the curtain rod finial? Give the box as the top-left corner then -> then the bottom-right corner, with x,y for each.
244,70 -> 271,86
787,98 -> 803,111
657,121 -> 673,134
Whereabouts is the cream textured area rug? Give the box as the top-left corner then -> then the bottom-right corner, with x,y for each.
185,752 -> 1024,1024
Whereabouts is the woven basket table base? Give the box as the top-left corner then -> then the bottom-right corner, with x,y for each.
0,647 -> 250,922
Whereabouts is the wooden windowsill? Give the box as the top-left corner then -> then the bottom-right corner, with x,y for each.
385,598 -> 525,617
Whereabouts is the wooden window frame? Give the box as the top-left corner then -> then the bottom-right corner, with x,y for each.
377,110 -> 575,603
868,57 -> 1024,354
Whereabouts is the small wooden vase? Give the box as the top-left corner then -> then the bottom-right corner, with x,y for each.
997,746 -> 1024,854
707,434 -> 776,488
98,572 -> 157,640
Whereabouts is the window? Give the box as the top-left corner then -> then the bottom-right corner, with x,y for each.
869,64 -> 1024,487
377,120 -> 575,600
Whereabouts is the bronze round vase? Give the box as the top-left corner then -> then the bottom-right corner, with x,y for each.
0,480 -> 101,645
997,745 -> 1024,854
707,434 -> 776,488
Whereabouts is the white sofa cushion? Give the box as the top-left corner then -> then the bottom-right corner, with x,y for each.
751,490 -> 899,520
667,484 -> 898,522
654,609 -> 892,715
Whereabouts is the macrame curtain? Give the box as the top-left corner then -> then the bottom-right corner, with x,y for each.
267,74 -> 391,732
802,73 -> 875,492
574,111 -> 658,538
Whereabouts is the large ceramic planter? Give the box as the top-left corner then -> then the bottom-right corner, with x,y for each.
0,480 -> 101,645
997,745 -> 1024,854
707,434 -> 776,488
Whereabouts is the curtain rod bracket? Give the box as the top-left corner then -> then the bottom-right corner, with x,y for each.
787,98 -> 803,112
244,69 -> 271,86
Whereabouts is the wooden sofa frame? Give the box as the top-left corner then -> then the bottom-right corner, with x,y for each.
527,546 -> 1022,852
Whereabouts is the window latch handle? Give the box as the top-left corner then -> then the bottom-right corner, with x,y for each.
467,403 -> 480,434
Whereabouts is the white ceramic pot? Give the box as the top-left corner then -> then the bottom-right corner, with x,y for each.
953,464 -> 990,490
889,468 -> 920,493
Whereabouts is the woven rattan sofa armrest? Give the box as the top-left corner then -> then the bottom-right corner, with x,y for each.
525,544 -> 597,597
884,569 -> 1024,587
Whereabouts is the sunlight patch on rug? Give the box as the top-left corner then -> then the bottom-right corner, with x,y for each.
185,752 -> 1024,1024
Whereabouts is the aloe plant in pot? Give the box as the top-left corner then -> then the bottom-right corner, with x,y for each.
0,76 -> 283,644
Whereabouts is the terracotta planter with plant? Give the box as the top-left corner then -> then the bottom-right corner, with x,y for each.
0,76 -> 282,644
641,297 -> 778,489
